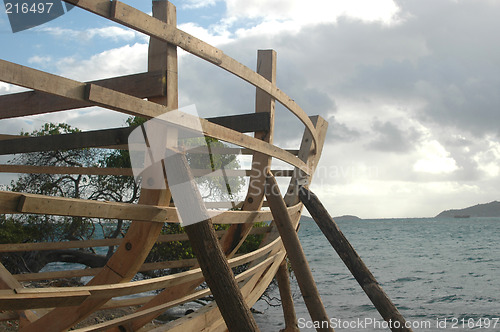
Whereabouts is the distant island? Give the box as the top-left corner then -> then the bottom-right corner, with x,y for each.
300,215 -> 361,222
436,201 -> 500,218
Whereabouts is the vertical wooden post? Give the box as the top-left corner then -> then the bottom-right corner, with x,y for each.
221,49 -> 276,256
299,187 -> 413,332
164,151 -> 260,332
276,259 -> 300,332
265,174 -> 334,332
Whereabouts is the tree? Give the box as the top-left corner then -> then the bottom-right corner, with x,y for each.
1,119 -> 257,277
1,123 -> 139,273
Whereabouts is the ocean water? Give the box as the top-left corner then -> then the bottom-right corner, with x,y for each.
253,217 -> 500,331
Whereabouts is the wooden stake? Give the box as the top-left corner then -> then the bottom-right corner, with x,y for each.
164,151 -> 260,332
298,187 -> 413,332
276,259 -> 300,332
265,174 -> 334,332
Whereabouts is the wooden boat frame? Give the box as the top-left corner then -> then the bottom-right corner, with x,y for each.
0,1 -> 329,331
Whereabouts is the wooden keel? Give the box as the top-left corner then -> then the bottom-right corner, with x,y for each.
298,187 -> 413,332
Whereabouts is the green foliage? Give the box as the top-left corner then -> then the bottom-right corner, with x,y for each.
0,215 -> 38,244
236,222 -> 267,255
3,119 -> 262,276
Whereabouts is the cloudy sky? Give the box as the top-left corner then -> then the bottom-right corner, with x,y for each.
1,0 -> 500,218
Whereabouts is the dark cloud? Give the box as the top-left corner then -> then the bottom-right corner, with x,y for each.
365,119 -> 420,153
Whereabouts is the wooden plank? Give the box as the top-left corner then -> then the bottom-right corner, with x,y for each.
299,187 -> 413,332
0,60 -> 307,172
85,85 -> 310,172
61,0 -> 319,150
16,192 -> 171,222
70,255 -> 277,332
0,59 -> 87,101
3,228 -> 270,254
0,113 -> 269,156
0,289 -> 91,311
208,112 -> 270,133
159,248 -> 285,332
14,258 -> 198,282
0,127 -> 134,155
0,71 -> 166,120
265,174 -> 333,332
0,190 -> 296,227
13,237 -> 280,300
0,164 -> 293,178
0,164 -> 133,176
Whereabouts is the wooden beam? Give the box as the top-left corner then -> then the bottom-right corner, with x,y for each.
298,187 -> 413,332
61,0 -> 319,151
265,174 -> 333,332
165,151 -> 260,332
0,191 -> 295,225
0,113 -> 269,156
9,238 -> 280,305
0,59 -> 307,173
16,192 -> 171,222
0,127 -> 134,155
0,71 -> 166,120
208,112 -> 270,133
1,227 -> 271,254
0,164 -> 133,176
0,289 -> 91,311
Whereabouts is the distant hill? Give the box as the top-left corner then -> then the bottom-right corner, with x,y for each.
436,201 -> 500,218
333,215 -> 362,221
300,215 -> 361,222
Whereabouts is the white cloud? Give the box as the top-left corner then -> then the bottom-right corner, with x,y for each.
38,26 -> 142,42
0,83 -> 28,95
226,0 -> 401,26
181,0 -> 219,9
178,22 -> 233,46
413,140 -> 459,174
28,55 -> 53,64
57,42 -> 148,81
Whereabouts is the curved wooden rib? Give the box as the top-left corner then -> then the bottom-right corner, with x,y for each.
0,60 -> 309,173
2,227 -> 272,254
0,237 -> 282,310
60,0 -> 319,152
0,164 -> 295,178
0,191 -> 301,227
70,254 -> 278,332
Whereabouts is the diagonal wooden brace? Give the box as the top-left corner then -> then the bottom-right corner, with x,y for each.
163,150 -> 260,332
299,186 -> 413,332
265,173 -> 334,332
